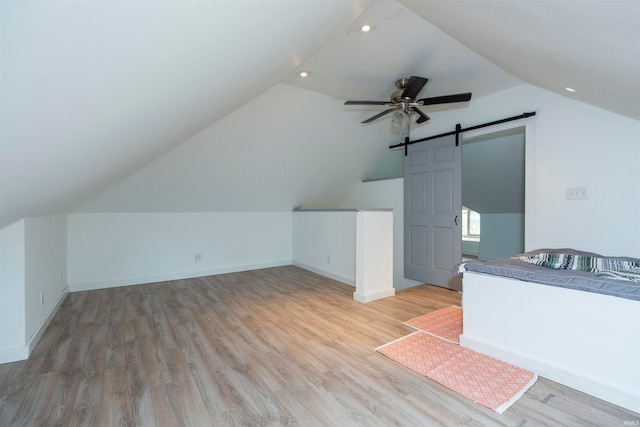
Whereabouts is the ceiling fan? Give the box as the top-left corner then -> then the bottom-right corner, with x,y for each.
344,76 -> 472,125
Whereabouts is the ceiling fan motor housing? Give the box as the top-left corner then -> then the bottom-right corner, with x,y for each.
391,89 -> 405,103
395,78 -> 410,89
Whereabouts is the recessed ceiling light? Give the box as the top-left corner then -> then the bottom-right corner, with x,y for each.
297,70 -> 311,78
360,23 -> 374,33
565,87 -> 575,92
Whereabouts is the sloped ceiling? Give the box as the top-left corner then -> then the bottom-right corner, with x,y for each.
0,0 -> 378,227
397,0 -> 640,122
1,0 -> 638,228
74,83 -> 396,213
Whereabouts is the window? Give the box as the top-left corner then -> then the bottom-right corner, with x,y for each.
462,206 -> 480,240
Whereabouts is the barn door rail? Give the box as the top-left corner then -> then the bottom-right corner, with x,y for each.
390,111 -> 536,155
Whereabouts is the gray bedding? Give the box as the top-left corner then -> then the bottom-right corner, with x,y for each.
457,248 -> 640,301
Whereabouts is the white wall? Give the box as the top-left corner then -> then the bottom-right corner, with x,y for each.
462,240 -> 479,257
0,2 -> 376,228
0,215 -> 67,364
339,178 -> 422,290
409,84 -> 640,258
292,211 -> 356,285
478,213 -> 524,261
0,220 -> 26,361
67,212 -> 292,291
338,85 -> 639,289
462,129 -> 526,215
74,84 -> 391,215
292,209 -> 395,302
24,216 -> 68,347
354,210 -> 394,302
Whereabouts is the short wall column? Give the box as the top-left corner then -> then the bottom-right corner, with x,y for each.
354,210 -> 394,303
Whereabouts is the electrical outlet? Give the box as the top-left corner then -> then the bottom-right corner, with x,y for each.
326,254 -> 331,263
194,254 -> 203,262
566,187 -> 588,200
40,291 -> 44,306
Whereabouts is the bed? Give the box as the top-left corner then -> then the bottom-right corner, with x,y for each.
457,249 -> 640,413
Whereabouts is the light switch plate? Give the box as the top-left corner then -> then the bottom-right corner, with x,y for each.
566,187 -> 588,200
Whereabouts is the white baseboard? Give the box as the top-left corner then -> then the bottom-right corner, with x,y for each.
353,288 -> 395,303
292,261 -> 355,287
460,334 -> 640,413
68,261 -> 292,292
0,286 -> 69,365
27,286 -> 69,355
0,346 -> 29,364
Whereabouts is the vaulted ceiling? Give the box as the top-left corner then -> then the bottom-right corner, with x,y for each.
1,0 -> 638,228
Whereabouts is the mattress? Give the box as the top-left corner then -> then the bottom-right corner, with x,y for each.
457,248 -> 640,301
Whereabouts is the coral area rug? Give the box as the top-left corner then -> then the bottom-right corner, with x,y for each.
377,322 -> 537,413
403,306 -> 463,343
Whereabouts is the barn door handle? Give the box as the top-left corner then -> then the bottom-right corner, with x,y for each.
454,215 -> 458,225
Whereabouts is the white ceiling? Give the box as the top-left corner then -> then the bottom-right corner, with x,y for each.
282,0 -> 522,105
397,0 -> 640,121
1,0 -> 638,228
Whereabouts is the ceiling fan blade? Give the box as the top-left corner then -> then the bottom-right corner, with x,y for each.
412,108 -> 431,124
344,100 -> 389,105
418,92 -> 472,105
401,76 -> 429,100
361,108 -> 396,124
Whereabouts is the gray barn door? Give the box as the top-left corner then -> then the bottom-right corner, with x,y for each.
404,134 -> 462,290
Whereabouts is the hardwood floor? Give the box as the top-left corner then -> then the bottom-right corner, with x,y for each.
1,266 -> 638,426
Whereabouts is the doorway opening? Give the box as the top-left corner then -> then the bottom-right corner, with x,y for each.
462,126 -> 526,261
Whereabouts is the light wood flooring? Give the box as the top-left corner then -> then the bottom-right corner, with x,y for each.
1,266 -> 638,426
